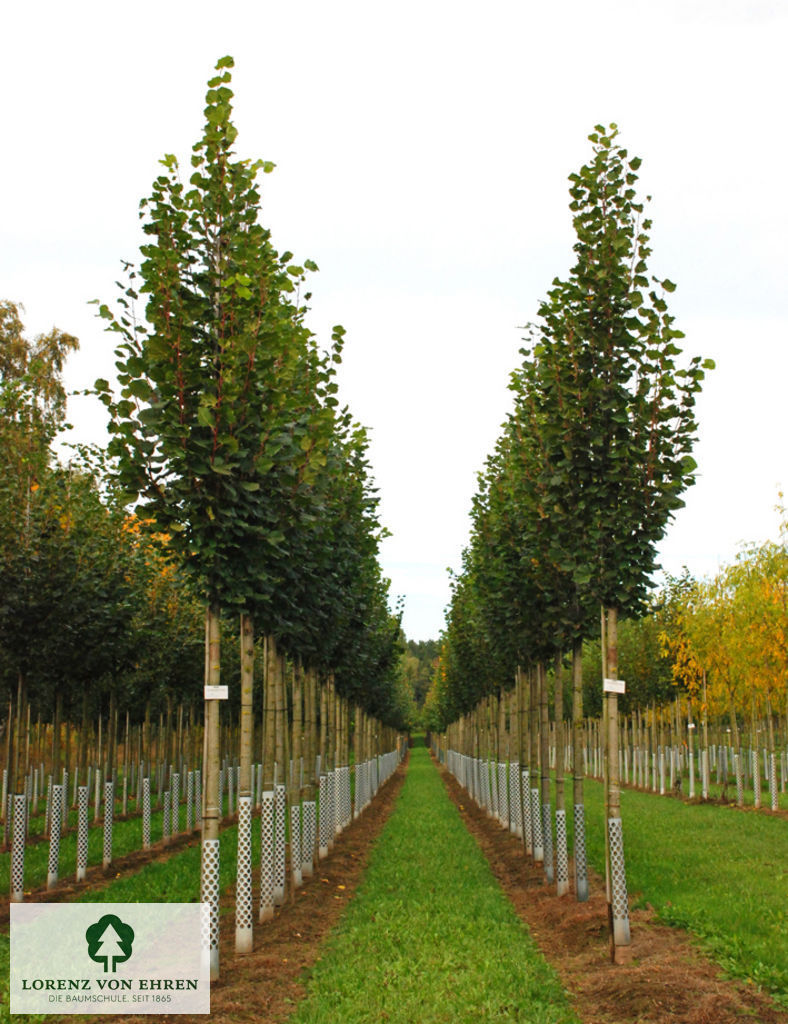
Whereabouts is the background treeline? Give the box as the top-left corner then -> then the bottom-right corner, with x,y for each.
0,274 -> 413,750
424,543 -> 788,740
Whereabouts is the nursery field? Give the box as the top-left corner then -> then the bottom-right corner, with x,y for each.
3,743 -> 787,1024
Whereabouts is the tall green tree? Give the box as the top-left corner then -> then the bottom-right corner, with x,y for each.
513,124 -> 712,952
95,56 -> 336,977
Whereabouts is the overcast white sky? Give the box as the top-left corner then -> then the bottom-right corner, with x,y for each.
3,0 -> 787,640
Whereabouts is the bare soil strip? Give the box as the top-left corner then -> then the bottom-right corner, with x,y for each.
437,758 -> 788,1024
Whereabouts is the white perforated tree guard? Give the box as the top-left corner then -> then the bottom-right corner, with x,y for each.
138,775 -> 150,850
333,770 -> 342,836
76,786 -> 89,881
530,788 -> 543,863
274,784 -> 286,905
302,800 -> 316,877
11,794 -> 26,902
235,795 -> 253,953
186,771 -> 194,832
555,808 -> 569,896
608,816 -> 630,946
541,802 -> 554,884
362,760 -> 370,814
342,765 -> 352,828
102,781 -> 114,869
522,769 -> 532,856
770,753 -> 778,811
326,770 -> 335,849
689,750 -> 695,799
201,837 -> 220,980
353,762 -> 364,818
163,789 -> 171,844
47,784 -> 63,890
318,774 -> 329,859
489,761 -> 499,819
291,802 -> 302,889
259,790 -> 275,922
26,773 -> 32,837
735,753 -> 744,806
195,769 -> 202,827
498,763 -> 509,828
510,761 -> 522,837
573,803 -> 589,902
172,772 -> 180,834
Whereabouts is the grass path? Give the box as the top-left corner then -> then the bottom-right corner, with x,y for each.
288,744 -> 579,1024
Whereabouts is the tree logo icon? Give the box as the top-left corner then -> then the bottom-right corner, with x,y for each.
85,914 -> 135,973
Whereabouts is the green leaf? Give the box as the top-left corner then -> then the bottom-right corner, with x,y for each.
197,405 -> 214,428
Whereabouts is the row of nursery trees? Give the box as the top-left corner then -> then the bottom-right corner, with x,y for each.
428,547 -> 788,807
428,124 -> 713,959
0,58 -> 411,978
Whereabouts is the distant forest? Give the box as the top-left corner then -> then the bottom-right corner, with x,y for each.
401,639 -> 439,711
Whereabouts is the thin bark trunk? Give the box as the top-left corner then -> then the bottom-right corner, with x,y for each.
239,613 -> 254,799
12,673 -> 25,794
604,605 -> 630,955
555,652 -> 565,814
262,636 -> 276,791
202,601 -> 222,980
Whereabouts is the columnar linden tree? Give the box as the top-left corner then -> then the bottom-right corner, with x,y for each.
95,56 -> 329,979
523,124 -> 712,955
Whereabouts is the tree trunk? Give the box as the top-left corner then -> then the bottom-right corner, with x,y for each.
262,637 -> 276,791
201,601 -> 222,980
554,650 -> 568,896
12,673 -> 26,796
572,638 -> 588,901
539,662 -> 552,884
52,691 -> 63,785
604,606 -> 630,956
235,610 -> 254,954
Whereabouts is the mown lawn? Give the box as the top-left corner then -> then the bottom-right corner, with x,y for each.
563,774 -> 788,1003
